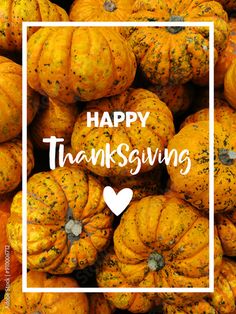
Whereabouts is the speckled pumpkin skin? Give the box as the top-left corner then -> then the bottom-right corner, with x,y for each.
70,0 -> 135,21
0,0 -> 68,52
217,211 -> 236,256
0,138 -> 34,194
122,0 -> 229,86
71,88 -> 175,177
167,121 -> 236,213
147,84 -> 193,115
0,271 -> 89,313
30,97 -> 78,149
113,195 -> 223,301
7,167 -> 113,274
89,294 -> 115,314
225,60 -> 236,109
181,101 -> 236,131
97,250 -> 156,313
108,167 -> 162,201
27,27 -> 137,103
163,258 -> 236,313
0,56 -> 39,143
0,196 -> 21,291
215,17 -> 236,87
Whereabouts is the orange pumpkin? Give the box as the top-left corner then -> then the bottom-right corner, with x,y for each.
97,250 -> 156,313
167,121 -> 236,213
122,0 -> 229,86
7,167 -> 113,274
0,271 -> 89,313
224,59 -> 236,109
163,258 -> 236,313
0,56 -> 39,143
113,194 -> 222,303
147,84 -> 193,115
0,0 -> 68,52
0,196 -> 21,291
89,294 -> 115,314
71,88 -> 175,177
70,0 -> 135,21
108,167 -> 163,201
217,211 -> 236,256
30,97 -> 79,149
215,17 -> 236,87
181,101 -> 236,131
0,138 -> 34,194
27,27 -> 137,103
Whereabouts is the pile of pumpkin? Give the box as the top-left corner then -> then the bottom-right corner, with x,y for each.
0,0 -> 236,313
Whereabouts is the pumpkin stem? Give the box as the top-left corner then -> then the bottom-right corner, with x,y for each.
167,16 -> 184,34
104,0 -> 117,12
148,252 -> 165,271
219,149 -> 236,165
65,207 -> 83,243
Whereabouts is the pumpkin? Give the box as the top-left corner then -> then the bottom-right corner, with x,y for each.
70,0 -> 135,21
218,0 -> 236,11
0,271 -> 89,313
0,138 -> 34,194
167,121 -> 236,213
0,56 -> 39,143
0,195 -> 21,290
224,59 -> 236,109
163,258 -> 236,313
215,17 -> 236,88
181,101 -> 236,131
192,87 -> 225,112
0,0 -> 68,52
71,88 -> 175,177
217,211 -> 236,256
113,194 -> 223,304
97,250 -> 156,313
122,0 -> 229,86
89,294 -> 115,314
30,97 -> 79,149
7,166 -> 113,274
108,167 -> 163,201
27,27 -> 137,103
147,84 -> 193,115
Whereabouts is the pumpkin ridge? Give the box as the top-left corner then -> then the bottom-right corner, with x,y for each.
163,215 -> 201,253
0,79 -> 20,108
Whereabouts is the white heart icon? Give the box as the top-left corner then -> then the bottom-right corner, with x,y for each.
103,186 -> 133,216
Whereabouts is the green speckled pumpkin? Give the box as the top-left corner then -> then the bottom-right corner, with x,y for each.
71,88 -> 175,177
113,194 -> 223,303
7,167 -> 113,274
0,138 -> 34,194
167,121 -> 236,213
70,0 -> 135,21
181,101 -> 236,131
147,84 -> 193,115
0,56 -> 39,143
27,27 -> 137,103
97,250 -> 156,313
163,258 -> 236,313
0,0 -> 68,52
0,271 -> 89,313
122,0 -> 229,85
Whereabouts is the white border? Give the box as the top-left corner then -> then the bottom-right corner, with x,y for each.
22,21 -> 214,293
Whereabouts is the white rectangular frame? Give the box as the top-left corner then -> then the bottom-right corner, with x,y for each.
22,21 -> 214,293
